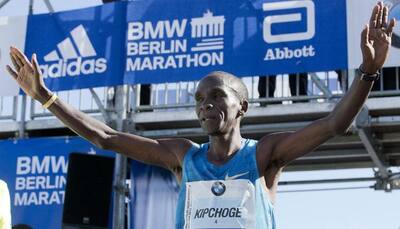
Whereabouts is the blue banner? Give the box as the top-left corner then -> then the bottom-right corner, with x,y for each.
123,0 -> 347,84
23,0 -> 347,90
0,136 -> 114,229
24,2 -> 127,91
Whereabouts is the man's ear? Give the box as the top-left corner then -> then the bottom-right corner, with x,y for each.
239,100 -> 248,116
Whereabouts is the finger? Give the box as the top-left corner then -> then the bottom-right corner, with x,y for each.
11,52 -> 24,70
376,2 -> 383,28
386,18 -> 396,37
31,53 -> 42,74
370,4 -> 380,28
10,46 -> 31,68
9,52 -> 21,71
6,65 -> 18,80
382,5 -> 389,28
361,24 -> 370,47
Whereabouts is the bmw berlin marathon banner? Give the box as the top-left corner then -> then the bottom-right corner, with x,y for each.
12,0 -> 347,91
0,137 -> 114,229
124,0 -> 348,83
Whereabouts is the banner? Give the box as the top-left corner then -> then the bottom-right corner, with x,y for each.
347,0 -> 400,69
24,2 -> 127,91
20,0 -> 347,90
0,136 -> 114,229
123,0 -> 347,84
0,16 -> 26,96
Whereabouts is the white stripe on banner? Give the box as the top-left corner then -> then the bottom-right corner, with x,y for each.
44,50 -> 59,61
0,16 -> 27,96
57,38 -> 79,60
70,25 -> 97,57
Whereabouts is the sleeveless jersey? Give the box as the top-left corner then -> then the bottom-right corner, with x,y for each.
175,139 -> 276,229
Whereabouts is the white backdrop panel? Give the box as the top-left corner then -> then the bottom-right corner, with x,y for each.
347,0 -> 400,69
0,16 -> 27,96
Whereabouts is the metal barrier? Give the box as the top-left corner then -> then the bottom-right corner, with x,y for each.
0,96 -> 17,121
134,68 -> 400,111
5,67 -> 400,122
29,87 -> 109,120
135,70 -> 346,111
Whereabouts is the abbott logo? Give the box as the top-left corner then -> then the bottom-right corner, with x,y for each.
40,25 -> 107,78
263,0 -> 315,43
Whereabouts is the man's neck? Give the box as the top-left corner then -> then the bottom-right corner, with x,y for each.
207,129 -> 243,165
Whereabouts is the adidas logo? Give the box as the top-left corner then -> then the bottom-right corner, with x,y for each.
39,25 -> 107,78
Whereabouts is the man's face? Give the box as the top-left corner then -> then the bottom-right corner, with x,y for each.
194,76 -> 242,136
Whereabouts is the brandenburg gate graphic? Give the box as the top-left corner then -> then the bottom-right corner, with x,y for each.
190,10 -> 225,38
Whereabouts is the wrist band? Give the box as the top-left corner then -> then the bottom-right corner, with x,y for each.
358,65 -> 380,82
42,93 -> 58,109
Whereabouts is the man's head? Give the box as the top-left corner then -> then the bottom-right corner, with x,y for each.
194,71 -> 249,136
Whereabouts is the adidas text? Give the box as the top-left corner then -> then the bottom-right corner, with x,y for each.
40,57 -> 107,78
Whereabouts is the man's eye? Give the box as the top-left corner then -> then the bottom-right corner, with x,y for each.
214,92 -> 225,99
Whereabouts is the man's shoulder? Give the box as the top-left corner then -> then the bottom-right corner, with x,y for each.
0,180 -> 7,189
257,132 -> 293,147
0,180 -> 10,202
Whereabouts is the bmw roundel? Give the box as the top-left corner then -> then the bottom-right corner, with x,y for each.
211,181 -> 226,196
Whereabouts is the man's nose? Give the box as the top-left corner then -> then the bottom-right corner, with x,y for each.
201,103 -> 213,111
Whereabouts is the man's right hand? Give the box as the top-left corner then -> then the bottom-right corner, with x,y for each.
5,47 -> 191,171
6,47 -> 52,104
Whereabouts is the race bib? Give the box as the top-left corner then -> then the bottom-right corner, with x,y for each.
184,179 -> 255,229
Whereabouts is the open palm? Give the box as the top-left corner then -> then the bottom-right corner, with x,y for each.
6,47 -> 49,102
361,2 -> 396,74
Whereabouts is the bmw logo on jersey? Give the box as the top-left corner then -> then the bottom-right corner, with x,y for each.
211,181 -> 226,196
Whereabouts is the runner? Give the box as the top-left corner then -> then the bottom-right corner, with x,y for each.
6,2 -> 395,228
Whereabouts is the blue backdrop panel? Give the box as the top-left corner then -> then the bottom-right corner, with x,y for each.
20,0 -> 347,90
24,2 -> 126,91
0,136 -> 114,229
123,0 -> 347,83
130,161 -> 179,229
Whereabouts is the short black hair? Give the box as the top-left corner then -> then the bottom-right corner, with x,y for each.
203,71 -> 249,102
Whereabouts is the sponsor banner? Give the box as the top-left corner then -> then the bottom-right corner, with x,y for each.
0,136 -> 114,229
123,0 -> 230,83
19,0 -> 347,89
123,0 -> 347,84
24,2 -> 126,91
0,16 -> 27,96
258,0 -> 347,74
347,0 -> 400,69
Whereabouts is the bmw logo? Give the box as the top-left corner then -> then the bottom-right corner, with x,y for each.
211,181 -> 226,196
385,0 -> 400,48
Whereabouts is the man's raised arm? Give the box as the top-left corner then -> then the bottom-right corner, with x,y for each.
257,2 -> 396,171
6,47 -> 192,170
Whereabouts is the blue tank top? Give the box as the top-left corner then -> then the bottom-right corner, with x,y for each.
175,139 -> 276,229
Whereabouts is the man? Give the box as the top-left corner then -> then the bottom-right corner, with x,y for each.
0,180 -> 11,229
5,3 -> 395,228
